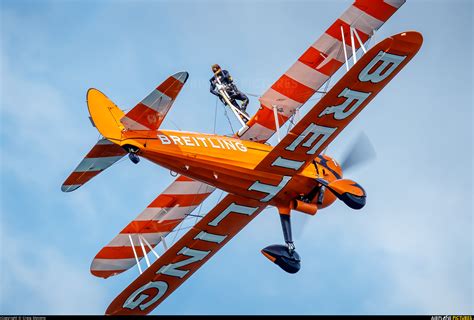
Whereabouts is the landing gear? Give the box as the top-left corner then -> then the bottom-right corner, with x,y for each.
129,152 -> 140,164
124,145 -> 140,164
261,210 -> 301,274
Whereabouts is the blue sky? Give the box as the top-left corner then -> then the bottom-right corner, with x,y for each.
1,0 -> 472,315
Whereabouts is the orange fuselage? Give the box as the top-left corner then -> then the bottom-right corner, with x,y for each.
121,129 -> 342,209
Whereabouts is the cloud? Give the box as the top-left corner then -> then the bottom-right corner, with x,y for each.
0,218 -> 108,314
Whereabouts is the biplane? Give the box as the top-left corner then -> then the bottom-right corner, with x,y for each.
62,0 -> 422,315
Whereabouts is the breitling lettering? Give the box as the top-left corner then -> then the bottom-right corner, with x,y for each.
122,201 -> 259,312
157,134 -> 247,152
278,51 -> 407,169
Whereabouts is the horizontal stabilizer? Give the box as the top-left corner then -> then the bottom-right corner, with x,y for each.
61,138 -> 126,192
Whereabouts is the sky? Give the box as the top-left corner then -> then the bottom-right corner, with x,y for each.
1,0 -> 472,315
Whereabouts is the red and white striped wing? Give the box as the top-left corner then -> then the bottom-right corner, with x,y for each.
61,138 -> 127,192
239,0 -> 405,142
120,72 -> 189,131
91,175 -> 215,278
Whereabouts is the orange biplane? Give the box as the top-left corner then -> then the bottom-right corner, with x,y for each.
62,0 -> 422,315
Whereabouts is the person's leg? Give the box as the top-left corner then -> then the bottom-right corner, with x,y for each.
231,92 -> 249,111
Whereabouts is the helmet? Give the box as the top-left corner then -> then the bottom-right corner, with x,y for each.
211,64 -> 221,73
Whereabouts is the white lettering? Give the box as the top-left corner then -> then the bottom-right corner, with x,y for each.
248,176 -> 291,202
209,202 -> 258,227
222,140 -> 237,150
170,135 -> 184,145
208,138 -> 221,149
157,134 -> 171,145
197,137 -> 208,147
359,51 -> 407,83
319,88 -> 371,120
285,124 -> 336,155
157,247 -> 209,278
182,136 -> 195,147
194,231 -> 227,244
271,156 -> 305,170
123,281 -> 168,311
235,142 -> 247,152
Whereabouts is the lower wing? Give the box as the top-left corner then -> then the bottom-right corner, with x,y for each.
106,194 -> 267,315
90,175 -> 215,278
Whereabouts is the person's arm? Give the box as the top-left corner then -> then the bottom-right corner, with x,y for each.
222,70 -> 233,83
209,77 -> 219,96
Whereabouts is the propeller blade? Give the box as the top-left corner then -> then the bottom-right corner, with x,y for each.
340,132 -> 376,173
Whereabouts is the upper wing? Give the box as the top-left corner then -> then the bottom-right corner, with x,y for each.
91,175 -> 215,278
105,194 -> 267,315
61,138 -> 127,192
120,71 -> 189,130
239,0 -> 406,142
255,31 -> 423,175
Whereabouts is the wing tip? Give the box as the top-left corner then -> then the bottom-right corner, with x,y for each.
173,71 -> 189,84
61,184 -> 80,192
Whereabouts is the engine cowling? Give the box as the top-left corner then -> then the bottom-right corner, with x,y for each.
317,178 -> 366,210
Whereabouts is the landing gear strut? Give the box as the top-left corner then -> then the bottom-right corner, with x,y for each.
261,210 -> 301,274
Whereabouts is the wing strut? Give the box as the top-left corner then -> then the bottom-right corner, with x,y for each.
128,234 -> 143,275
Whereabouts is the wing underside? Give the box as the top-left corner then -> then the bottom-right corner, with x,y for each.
255,31 -> 423,176
239,0 -> 406,142
91,175 -> 215,278
106,194 -> 267,315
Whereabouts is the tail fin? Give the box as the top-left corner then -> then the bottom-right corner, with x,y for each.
62,71 -> 188,192
120,71 -> 188,131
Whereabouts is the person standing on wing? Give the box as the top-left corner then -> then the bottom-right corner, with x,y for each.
209,64 -> 249,116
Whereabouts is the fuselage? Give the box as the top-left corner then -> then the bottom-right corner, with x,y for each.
121,129 -> 342,209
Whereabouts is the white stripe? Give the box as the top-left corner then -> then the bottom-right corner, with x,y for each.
120,116 -> 151,130
312,33 -> 352,63
135,205 -> 198,221
96,138 -> 113,145
172,71 -> 188,84
240,122 -> 275,142
61,184 -> 81,192
384,0 -> 405,9
91,258 -> 137,271
162,181 -> 215,195
107,232 -> 166,247
341,6 -> 384,36
285,61 -> 329,91
74,155 -> 124,172
142,89 -> 173,113
260,88 -> 301,117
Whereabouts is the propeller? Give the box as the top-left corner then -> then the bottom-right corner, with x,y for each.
293,132 -> 376,239
339,132 -> 376,173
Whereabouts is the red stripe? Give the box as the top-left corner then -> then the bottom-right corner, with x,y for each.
354,0 -> 398,22
91,270 -> 124,279
86,143 -> 126,158
156,76 -> 184,100
63,170 -> 101,186
271,75 -> 315,104
326,19 -> 369,48
121,219 -> 183,234
125,103 -> 161,130
95,245 -> 150,260
253,105 -> 289,132
299,47 -> 343,77
149,193 -> 210,208
175,175 -> 195,182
